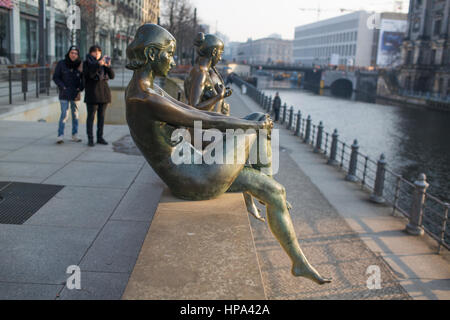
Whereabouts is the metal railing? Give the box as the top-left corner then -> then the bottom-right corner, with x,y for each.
233,75 -> 450,253
0,66 -> 56,105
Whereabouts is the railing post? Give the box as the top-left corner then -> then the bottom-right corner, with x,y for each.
281,103 -> 287,124
328,129 -> 339,165
346,139 -> 359,182
263,94 -> 267,109
295,111 -> 301,136
177,91 -> 181,101
304,115 -> 312,143
314,121 -> 324,153
438,204 -> 449,254
287,106 -> 294,130
8,69 -> 12,104
267,96 -> 272,113
370,154 -> 387,204
405,173 -> 429,236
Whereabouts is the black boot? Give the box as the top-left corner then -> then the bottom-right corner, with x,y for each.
97,137 -> 108,145
88,137 -> 94,147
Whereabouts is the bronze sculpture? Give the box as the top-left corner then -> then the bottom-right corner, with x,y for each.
125,24 -> 331,284
184,32 -> 266,223
184,33 -> 230,115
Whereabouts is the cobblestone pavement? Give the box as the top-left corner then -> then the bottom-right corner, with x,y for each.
228,91 -> 411,300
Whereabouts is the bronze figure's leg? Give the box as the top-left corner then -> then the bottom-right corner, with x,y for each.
230,168 -> 332,284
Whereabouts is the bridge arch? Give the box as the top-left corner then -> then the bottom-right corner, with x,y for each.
330,79 -> 353,98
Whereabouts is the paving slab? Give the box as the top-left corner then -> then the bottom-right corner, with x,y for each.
0,224 -> 98,284
76,150 -> 145,165
43,161 -> 143,189
0,282 -> 63,300
0,161 -> 63,181
25,186 -> 127,229
122,191 -> 266,300
111,182 -> 164,222
1,145 -> 85,164
58,271 -> 130,300
80,220 -> 152,273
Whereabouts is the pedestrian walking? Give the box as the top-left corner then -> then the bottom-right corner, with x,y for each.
52,46 -> 84,144
83,45 -> 115,147
273,92 -> 281,122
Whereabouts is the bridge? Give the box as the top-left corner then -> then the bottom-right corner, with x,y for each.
249,64 -> 378,99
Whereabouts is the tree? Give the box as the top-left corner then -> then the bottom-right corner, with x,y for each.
160,0 -> 201,65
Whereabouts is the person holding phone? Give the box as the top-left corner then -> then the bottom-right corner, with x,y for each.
52,45 -> 84,144
83,45 -> 115,147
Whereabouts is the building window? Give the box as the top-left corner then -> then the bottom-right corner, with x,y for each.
431,49 -> 436,65
20,16 -> 38,64
434,20 -> 442,36
55,26 -> 68,61
0,9 -> 11,62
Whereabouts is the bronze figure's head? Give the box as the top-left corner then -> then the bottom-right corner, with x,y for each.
126,24 -> 177,76
194,32 -> 224,66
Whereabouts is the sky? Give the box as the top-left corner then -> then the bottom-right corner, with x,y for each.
189,0 -> 409,42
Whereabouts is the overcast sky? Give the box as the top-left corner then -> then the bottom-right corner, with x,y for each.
190,0 -> 409,42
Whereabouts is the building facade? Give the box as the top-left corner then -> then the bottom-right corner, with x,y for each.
294,11 -> 375,67
399,0 -> 450,95
0,0 -> 159,65
231,37 -> 293,65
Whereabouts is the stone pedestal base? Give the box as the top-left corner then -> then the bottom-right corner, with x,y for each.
122,190 -> 266,300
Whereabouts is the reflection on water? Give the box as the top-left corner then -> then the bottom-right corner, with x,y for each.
264,89 -> 450,202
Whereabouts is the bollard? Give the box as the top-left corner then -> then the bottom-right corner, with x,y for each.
263,94 -> 267,109
287,106 -> 294,130
328,129 -> 339,165
370,154 -> 387,204
314,121 -> 324,153
177,91 -> 181,101
346,139 -> 359,182
304,115 -> 312,143
295,111 -> 302,136
281,103 -> 287,124
268,96 -> 273,113
8,69 -> 12,104
405,174 -> 429,236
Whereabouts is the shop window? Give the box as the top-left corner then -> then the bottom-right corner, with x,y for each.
0,9 -> 11,61
20,17 -> 38,64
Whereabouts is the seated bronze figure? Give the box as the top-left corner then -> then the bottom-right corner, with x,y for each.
184,32 -> 267,222
125,24 -> 331,284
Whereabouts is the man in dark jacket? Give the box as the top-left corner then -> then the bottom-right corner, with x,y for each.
53,46 -> 84,144
83,45 -> 115,147
272,92 -> 281,122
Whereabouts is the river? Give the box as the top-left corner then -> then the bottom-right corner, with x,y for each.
262,86 -> 450,204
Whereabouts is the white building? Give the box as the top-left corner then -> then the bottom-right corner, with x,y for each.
232,37 -> 293,65
294,11 -> 375,67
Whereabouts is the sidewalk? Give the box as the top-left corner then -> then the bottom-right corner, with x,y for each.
229,84 -> 450,300
0,120 -> 164,299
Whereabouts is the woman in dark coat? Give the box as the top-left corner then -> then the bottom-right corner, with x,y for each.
52,45 -> 84,144
83,45 -> 115,146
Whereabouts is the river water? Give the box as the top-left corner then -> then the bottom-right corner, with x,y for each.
262,86 -> 450,204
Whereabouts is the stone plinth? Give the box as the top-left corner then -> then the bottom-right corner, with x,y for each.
122,190 -> 266,300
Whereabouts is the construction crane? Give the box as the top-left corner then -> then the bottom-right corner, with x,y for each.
299,0 -> 404,21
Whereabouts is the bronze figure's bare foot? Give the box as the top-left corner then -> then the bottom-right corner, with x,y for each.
244,192 -> 265,222
292,262 -> 332,285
